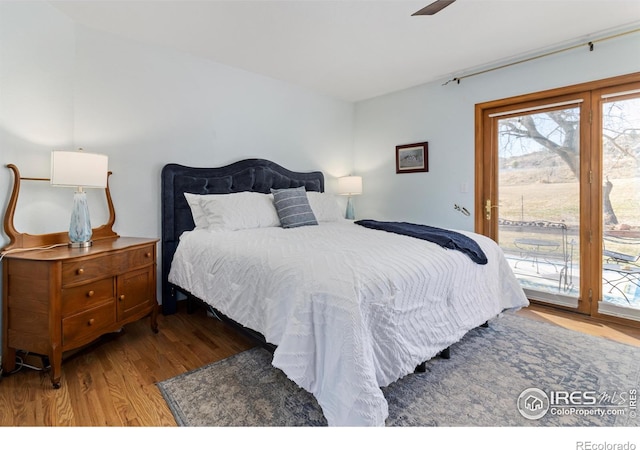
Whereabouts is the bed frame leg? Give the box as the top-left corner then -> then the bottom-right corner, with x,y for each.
415,345 -> 452,373
187,294 -> 197,314
413,322 -> 490,374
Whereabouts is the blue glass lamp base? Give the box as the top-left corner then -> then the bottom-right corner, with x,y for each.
345,196 -> 355,220
69,191 -> 93,247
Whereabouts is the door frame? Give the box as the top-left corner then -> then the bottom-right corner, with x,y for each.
474,72 -> 640,326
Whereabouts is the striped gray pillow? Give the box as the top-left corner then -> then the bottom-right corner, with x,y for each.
271,187 -> 318,228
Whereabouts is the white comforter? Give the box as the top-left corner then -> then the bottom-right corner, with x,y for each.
168,221 -> 528,426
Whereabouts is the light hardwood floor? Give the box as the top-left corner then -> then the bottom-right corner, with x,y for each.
1,301 -> 638,426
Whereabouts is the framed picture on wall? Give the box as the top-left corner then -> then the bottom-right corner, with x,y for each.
396,142 -> 428,174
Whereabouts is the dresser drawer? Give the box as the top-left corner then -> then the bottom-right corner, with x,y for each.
62,277 -> 115,316
62,256 -> 113,287
126,245 -> 155,270
62,301 -> 116,347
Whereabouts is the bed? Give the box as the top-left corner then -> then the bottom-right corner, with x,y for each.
161,158 -> 529,426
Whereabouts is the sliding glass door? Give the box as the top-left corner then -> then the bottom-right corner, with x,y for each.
597,89 -> 640,320
476,74 -> 640,324
495,103 -> 582,307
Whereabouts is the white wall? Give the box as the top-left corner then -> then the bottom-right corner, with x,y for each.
352,31 -> 640,231
0,2 -> 77,235
0,3 -> 354,310
71,25 -> 354,239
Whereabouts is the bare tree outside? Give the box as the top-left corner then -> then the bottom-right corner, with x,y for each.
601,98 -> 640,227
497,105 -> 582,247
498,101 -> 639,228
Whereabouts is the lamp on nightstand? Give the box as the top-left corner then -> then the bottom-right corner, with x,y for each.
337,175 -> 362,220
50,149 -> 109,248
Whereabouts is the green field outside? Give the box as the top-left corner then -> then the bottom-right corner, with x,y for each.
499,177 -> 639,258
499,178 -> 639,228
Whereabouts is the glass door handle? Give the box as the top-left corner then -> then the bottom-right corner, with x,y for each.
485,199 -> 499,220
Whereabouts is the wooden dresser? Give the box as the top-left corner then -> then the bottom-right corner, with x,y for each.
1,164 -> 158,388
2,237 -> 158,387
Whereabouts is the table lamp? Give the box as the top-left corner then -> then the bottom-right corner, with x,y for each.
51,149 -> 109,247
338,175 -> 362,220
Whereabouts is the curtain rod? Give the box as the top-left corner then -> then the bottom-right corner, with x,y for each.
442,27 -> 640,86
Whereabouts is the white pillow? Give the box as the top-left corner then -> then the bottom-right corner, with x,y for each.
184,193 -> 209,229
199,192 -> 281,231
307,192 -> 346,222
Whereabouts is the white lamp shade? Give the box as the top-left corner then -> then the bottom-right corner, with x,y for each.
51,150 -> 109,188
337,176 -> 362,196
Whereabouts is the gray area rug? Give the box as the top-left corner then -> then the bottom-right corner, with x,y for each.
157,313 -> 640,426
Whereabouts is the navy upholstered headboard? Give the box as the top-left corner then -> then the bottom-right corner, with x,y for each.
161,158 -> 325,314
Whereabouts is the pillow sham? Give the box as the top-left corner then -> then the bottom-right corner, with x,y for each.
198,192 -> 281,231
184,192 -> 209,229
271,187 -> 318,228
306,192 -> 345,222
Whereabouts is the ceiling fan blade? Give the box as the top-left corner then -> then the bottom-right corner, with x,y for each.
412,0 -> 456,16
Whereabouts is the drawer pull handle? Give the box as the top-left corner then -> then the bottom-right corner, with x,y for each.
88,318 -> 95,326
119,295 -> 125,301
87,290 -> 95,298
145,252 -> 152,258
77,268 -> 84,275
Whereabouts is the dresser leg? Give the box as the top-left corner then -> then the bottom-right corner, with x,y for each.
50,347 -> 62,389
2,347 -> 17,374
150,306 -> 159,334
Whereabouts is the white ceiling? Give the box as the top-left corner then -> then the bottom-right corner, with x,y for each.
50,0 -> 640,102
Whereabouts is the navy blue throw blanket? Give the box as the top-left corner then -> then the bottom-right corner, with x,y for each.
354,219 -> 488,265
